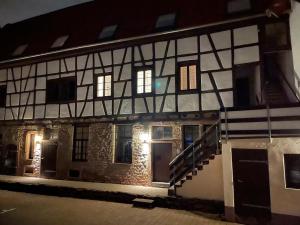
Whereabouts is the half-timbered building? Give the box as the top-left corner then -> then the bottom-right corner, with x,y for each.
0,0 -> 300,223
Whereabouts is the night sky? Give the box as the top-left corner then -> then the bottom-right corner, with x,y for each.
0,0 -> 92,27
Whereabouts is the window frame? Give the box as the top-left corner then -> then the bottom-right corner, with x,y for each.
98,24 -> 118,41
177,61 -> 200,94
151,126 -> 173,140
0,85 -> 7,107
133,66 -> 154,97
284,154 -> 300,189
182,125 -> 200,150
46,77 -> 76,104
155,12 -> 177,32
94,73 -> 113,100
114,124 -> 133,164
51,35 -> 69,49
72,124 -> 89,162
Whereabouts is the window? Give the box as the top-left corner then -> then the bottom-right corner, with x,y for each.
155,13 -> 176,30
265,22 -> 289,50
96,74 -> 112,98
178,63 -> 198,91
0,86 -> 6,107
98,25 -> 118,40
12,44 -> 28,56
284,154 -> 300,189
227,0 -> 251,14
73,125 -> 89,161
136,69 -> 152,94
115,125 -> 132,164
152,126 -> 173,140
46,77 -> 76,103
183,125 -> 199,149
51,35 -> 69,48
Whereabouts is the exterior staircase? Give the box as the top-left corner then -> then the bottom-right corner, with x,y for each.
168,121 -> 221,196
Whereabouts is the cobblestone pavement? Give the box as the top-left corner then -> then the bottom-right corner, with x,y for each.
0,190 -> 240,225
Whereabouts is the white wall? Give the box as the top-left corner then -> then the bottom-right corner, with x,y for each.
176,155 -> 224,201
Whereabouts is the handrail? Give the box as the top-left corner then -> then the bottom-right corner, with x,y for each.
169,119 -> 220,167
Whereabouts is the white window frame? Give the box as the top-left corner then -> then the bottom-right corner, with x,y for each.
136,69 -> 152,94
96,74 -> 112,98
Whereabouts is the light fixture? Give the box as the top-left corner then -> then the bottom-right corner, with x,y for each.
35,135 -> 43,144
140,132 -> 150,143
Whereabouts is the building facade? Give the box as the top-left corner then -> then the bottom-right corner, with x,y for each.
0,0 -> 300,224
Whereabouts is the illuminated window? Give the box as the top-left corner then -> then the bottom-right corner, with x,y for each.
155,13 -> 176,30
96,74 -> 112,97
136,69 -> 152,94
12,44 -> 28,56
98,25 -> 118,40
115,125 -> 132,164
179,63 -> 198,91
227,0 -> 251,14
51,35 -> 69,48
73,125 -> 89,161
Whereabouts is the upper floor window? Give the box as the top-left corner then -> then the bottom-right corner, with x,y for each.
155,13 -> 176,31
227,0 -> 251,14
46,77 -> 76,103
96,74 -> 112,98
51,35 -> 69,48
178,62 -> 198,91
136,69 -> 152,94
12,44 -> 28,56
0,85 -> 6,107
98,25 -> 118,40
73,125 -> 89,161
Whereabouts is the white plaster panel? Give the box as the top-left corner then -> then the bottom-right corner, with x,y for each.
5,109 -> 14,120
7,69 -> 12,80
77,87 -> 87,101
25,78 -> 35,91
201,53 -> 220,71
77,71 -> 83,85
155,41 -> 168,58
163,95 -> 176,112
34,105 -> 45,119
36,77 -> 46,89
47,60 -> 59,74
155,78 -> 168,94
18,107 -> 25,120
37,63 -> 46,76
120,64 -> 131,80
76,102 -> 84,117
178,94 -> 199,112
29,64 -> 36,77
104,67 -> 112,73
218,50 -> 232,69
87,86 -> 93,100
141,44 -> 153,60
77,55 -> 88,70
211,30 -> 231,50
69,103 -> 75,117
11,94 -> 19,106
201,73 -> 213,91
65,57 -> 76,71
45,104 -> 59,118
113,66 -> 120,81
120,99 -> 132,114
20,93 -> 29,105
100,51 -> 112,66
16,81 -> 21,93
114,99 -> 120,114
35,91 -> 45,104
114,82 -> 125,98
155,96 -> 163,113
82,69 -> 93,85
60,104 -> 69,118
24,106 -> 33,120
0,108 -> 5,120
177,55 -> 198,62
234,46 -> 260,65
94,101 -> 105,116
125,47 -> 132,63
22,66 -> 30,78
135,98 -> 147,114
28,92 -> 34,105
12,107 -> 19,119
13,67 -> 21,80
6,95 -> 10,107
213,70 -> 233,89
47,75 -> 59,80
0,69 -> 7,81
134,47 -> 141,61
146,97 -> 153,113
113,48 -> 126,65
177,37 -> 198,55
124,82 -> 131,97
200,35 -> 212,52
168,40 -> 175,57
220,91 -> 233,107
82,102 -> 93,117
167,77 -> 175,93
7,82 -> 15,93
94,53 -> 101,68
155,60 -> 163,77
234,25 -> 259,46
201,93 -> 220,110
105,100 -> 112,115
61,72 -> 75,78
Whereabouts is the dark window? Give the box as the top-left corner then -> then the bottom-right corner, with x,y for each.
0,86 -> 6,107
46,77 -> 76,103
73,125 -> 89,161
152,126 -> 173,140
183,125 -> 199,149
28,134 -> 35,159
155,13 -> 176,31
178,63 -> 198,91
95,74 -> 112,98
115,125 -> 132,164
12,44 -> 28,56
98,25 -> 118,40
227,0 -> 251,14
136,69 -> 152,95
284,154 -> 300,189
51,35 -> 69,48
265,22 -> 289,50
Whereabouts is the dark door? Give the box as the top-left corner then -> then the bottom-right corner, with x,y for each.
232,149 -> 271,219
41,142 -> 57,178
152,143 -> 172,182
236,77 -> 250,107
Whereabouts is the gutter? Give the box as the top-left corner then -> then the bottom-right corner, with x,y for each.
0,14 -> 267,66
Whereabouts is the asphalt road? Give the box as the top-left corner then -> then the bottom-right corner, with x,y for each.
0,190 -> 237,225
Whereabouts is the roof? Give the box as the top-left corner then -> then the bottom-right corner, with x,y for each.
0,0 -> 273,62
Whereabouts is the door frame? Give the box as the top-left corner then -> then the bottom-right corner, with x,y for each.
40,140 -> 58,178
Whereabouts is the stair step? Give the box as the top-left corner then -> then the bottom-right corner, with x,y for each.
203,160 -> 209,165
209,154 -> 215,160
132,198 -> 155,208
196,164 -> 203,170
168,186 -> 175,196
175,181 -> 182,187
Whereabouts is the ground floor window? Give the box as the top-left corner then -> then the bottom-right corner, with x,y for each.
284,154 -> 300,189
115,125 -> 132,164
183,125 -> 199,149
152,126 -> 173,140
72,125 -> 89,161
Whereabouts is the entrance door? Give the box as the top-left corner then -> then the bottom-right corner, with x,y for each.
152,143 -> 172,182
232,149 -> 271,219
41,141 -> 57,178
